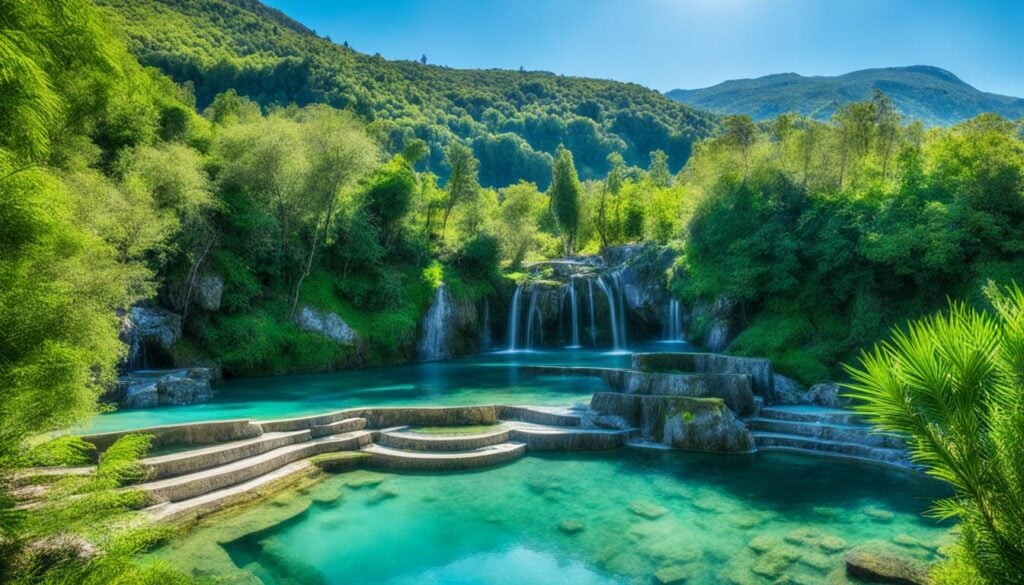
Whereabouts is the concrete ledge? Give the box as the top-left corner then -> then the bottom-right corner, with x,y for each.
508,427 -> 629,451
632,352 -> 774,398
140,431 -> 372,503
496,405 -> 582,426
310,417 -> 367,438
142,431 -> 311,480
82,419 -> 261,453
146,459 -> 322,524
258,406 -> 498,433
521,365 -> 755,416
360,406 -> 498,428
362,442 -> 526,471
378,428 -> 511,452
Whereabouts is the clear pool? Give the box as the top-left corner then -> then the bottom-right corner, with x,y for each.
85,344 -> 684,434
152,449 -> 950,585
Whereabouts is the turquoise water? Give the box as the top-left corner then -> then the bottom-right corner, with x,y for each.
86,343 -> 687,433
157,449 -> 950,585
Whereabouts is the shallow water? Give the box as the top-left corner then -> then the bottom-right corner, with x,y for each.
155,449 -> 950,585
86,343 -> 688,433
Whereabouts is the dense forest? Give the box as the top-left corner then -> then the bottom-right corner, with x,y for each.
94,0 -> 719,188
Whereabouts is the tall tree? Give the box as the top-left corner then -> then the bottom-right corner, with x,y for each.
440,142 -> 479,241
290,106 -> 378,318
548,145 -> 582,256
595,152 -> 625,250
647,150 -> 672,188
723,115 -> 757,178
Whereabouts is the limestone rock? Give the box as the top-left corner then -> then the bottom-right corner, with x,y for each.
772,374 -> 805,404
296,306 -> 356,345
122,382 -> 158,408
111,367 -> 214,408
194,274 -> 224,311
653,564 -> 691,584
802,382 -> 851,408
128,306 -> 182,351
558,519 -> 585,534
845,544 -> 930,585
633,352 -> 774,399
629,500 -> 669,519
591,392 -> 755,453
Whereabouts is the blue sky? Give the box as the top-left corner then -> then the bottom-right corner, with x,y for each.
263,0 -> 1024,97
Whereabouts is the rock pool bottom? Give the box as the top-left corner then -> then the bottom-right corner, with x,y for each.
153,449 -> 950,585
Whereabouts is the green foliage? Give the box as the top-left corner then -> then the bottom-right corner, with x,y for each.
201,307 -> 348,376
94,0 -> 718,187
675,99 -> 1024,380
844,283 -> 1024,584
548,145 -> 583,255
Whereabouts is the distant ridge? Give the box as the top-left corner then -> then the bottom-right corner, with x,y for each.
666,66 -> 1024,126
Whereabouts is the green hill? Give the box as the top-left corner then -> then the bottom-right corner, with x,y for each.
666,66 -> 1024,126
95,0 -> 718,187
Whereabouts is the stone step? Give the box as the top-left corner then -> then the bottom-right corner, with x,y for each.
310,417 -> 367,439
745,418 -> 905,450
758,406 -> 863,425
142,430 -> 312,480
506,424 -> 635,451
361,442 -> 526,471
752,432 -> 910,467
145,458 -> 318,524
377,428 -> 512,451
496,405 -> 582,426
138,431 -> 372,503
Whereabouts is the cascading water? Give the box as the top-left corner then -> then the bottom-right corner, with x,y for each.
419,284 -> 453,362
664,298 -> 683,341
612,271 -> 628,347
596,277 -> 622,350
567,278 -> 581,348
587,279 -> 597,347
524,285 -> 540,349
506,286 -> 522,350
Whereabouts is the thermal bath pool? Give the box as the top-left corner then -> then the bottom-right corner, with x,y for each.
152,448 -> 950,585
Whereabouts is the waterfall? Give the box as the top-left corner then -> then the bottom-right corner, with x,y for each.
567,278 -> 580,348
612,271 -> 628,347
506,286 -> 522,350
524,285 -> 540,349
587,278 -> 597,347
664,298 -> 683,341
596,277 -> 621,350
481,298 -> 492,349
419,284 -> 453,362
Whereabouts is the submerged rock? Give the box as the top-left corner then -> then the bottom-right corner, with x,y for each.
653,564 -> 691,585
845,543 -> 930,585
629,499 -> 669,519
557,519 -> 585,534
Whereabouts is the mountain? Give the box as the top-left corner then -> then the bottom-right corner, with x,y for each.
95,0 -> 718,188
666,66 -> 1024,126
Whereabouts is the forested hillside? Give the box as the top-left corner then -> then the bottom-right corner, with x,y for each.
667,66 -> 1024,126
94,0 -> 718,188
